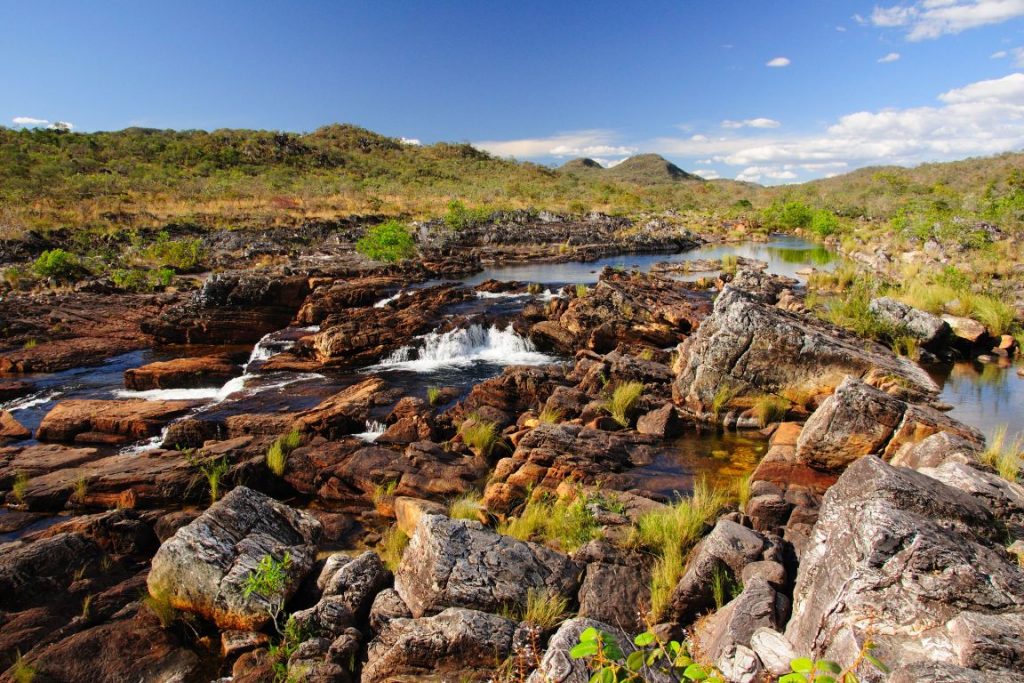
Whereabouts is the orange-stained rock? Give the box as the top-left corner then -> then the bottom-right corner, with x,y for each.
35,399 -> 195,444
124,355 -> 241,391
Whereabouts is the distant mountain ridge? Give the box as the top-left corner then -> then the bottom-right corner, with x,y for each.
560,153 -> 704,184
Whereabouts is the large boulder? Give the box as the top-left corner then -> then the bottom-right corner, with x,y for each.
147,486 -> 321,630
673,286 -> 938,419
785,456 -> 1024,680
291,551 -> 391,639
361,607 -> 516,683
123,354 -> 242,391
869,297 -> 951,351
394,515 -> 579,618
795,377 -> 983,472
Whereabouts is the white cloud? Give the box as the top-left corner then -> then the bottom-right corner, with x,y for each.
649,72 -> 1024,183
12,116 -> 48,126
592,157 -> 628,168
992,49 -> 1009,57
474,129 -> 637,159
766,57 -> 791,67
737,166 -> 799,182
47,121 -> 74,131
721,117 -> 781,129
872,0 -> 1024,41
693,169 -> 721,180
878,52 -> 902,62
400,137 -> 421,145
836,25 -> 848,31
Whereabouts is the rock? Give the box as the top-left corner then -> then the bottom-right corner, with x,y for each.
144,273 -> 312,344
527,617 -> 633,683
919,461 -> 1024,535
673,286 -> 938,419
530,320 -> 578,351
636,402 -> 684,438
35,399 -> 195,444
482,423 -> 658,516
293,551 -> 391,638
17,609 -> 201,683
0,380 -> 34,402
0,532 -> 103,610
693,578 -> 789,682
869,297 -> 951,350
147,486 -> 321,630
795,377 -> 983,472
295,275 -> 405,324
222,630 -> 270,659
361,607 -> 516,683
890,430 -> 985,470
785,456 -> 1024,680
942,314 -> 991,352
749,627 -> 798,677
740,560 -> 787,589
394,496 -> 448,536
541,385 -> 590,421
668,519 -> 767,623
575,541 -> 651,632
124,354 -> 242,391
0,410 -> 30,440
368,587 -> 412,632
394,515 -> 579,618
291,377 -> 390,438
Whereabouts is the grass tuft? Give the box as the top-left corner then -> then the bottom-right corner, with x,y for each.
499,493 -> 600,552
459,413 -> 501,457
12,472 -> 29,504
266,429 -> 303,477
426,385 -> 442,406
538,406 -> 563,424
981,425 -> 1022,483
752,395 -> 789,428
448,492 -> 483,521
522,587 -> 569,629
378,526 -> 410,572
605,381 -> 644,427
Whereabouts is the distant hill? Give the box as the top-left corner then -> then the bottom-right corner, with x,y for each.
560,153 -> 703,184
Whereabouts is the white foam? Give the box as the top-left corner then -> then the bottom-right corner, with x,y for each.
374,291 -> 404,308
372,324 -> 553,373
476,291 -> 527,299
354,420 -> 387,442
4,390 -> 62,412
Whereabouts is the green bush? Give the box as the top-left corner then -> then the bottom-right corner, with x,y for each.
356,219 -> 416,262
33,249 -> 81,279
443,199 -> 492,230
810,209 -> 840,237
762,200 -> 813,230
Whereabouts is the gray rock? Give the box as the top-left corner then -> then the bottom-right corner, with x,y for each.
693,577 -> 788,681
577,555 -> 650,633
293,551 -> 391,639
890,430 -> 985,470
361,607 -> 516,683
740,560 -> 787,589
527,617 -> 632,683
749,627 -> 797,677
368,587 -> 412,633
673,286 -> 938,419
869,297 -> 951,350
668,519 -> 767,623
795,377 -> 983,472
146,486 -> 321,630
919,461 -> 1024,535
785,456 -> 1024,680
394,515 -> 579,617
889,662 -> 1007,683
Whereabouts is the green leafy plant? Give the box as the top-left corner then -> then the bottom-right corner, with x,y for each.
242,552 -> 293,635
33,248 -> 81,280
267,617 -> 307,683
606,381 -> 644,428
356,219 -> 416,262
780,641 -> 889,683
570,627 -> 723,682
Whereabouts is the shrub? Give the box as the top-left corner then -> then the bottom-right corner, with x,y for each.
752,395 -> 789,428
605,381 -> 644,427
762,200 -> 813,230
144,235 -> 204,270
33,249 -> 80,280
12,471 -> 29,504
243,552 -> 293,635
378,526 -> 409,572
459,413 -> 501,457
356,219 -> 416,263
810,209 -> 840,237
443,199 -> 491,230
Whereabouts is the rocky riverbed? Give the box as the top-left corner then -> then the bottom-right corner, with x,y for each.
0,215 -> 1022,682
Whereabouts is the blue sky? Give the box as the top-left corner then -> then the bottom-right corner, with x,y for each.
3,0 -> 1024,183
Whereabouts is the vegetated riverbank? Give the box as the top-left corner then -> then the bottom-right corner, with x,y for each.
0,212 -> 1022,683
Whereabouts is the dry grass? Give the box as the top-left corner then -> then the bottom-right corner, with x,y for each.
605,381 -> 644,427
982,426 -> 1022,482
448,492 -> 483,521
752,395 -> 789,428
378,526 -> 410,572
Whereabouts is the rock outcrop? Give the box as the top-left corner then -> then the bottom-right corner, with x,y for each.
394,515 -> 579,617
147,486 -> 321,630
35,399 -> 195,445
673,285 -> 938,419
123,354 -> 242,391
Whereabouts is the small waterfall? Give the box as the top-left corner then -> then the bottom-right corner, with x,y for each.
374,290 -> 404,308
373,324 -> 553,372
355,420 -> 387,442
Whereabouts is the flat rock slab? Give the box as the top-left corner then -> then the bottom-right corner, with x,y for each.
394,514 -> 579,618
0,410 -> 30,440
35,399 -> 196,444
124,355 -> 242,391
147,486 -> 321,630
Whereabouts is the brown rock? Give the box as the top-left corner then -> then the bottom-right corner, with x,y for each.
394,496 -> 448,536
292,377 -> 391,438
636,403 -> 684,438
0,410 -> 30,440
35,399 -> 195,444
124,354 -> 241,390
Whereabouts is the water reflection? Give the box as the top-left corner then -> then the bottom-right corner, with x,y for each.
628,430 -> 767,498
928,359 -> 1024,437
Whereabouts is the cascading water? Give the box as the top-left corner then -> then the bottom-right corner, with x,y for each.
374,290 -> 404,308
354,420 -> 387,442
373,324 -> 553,372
